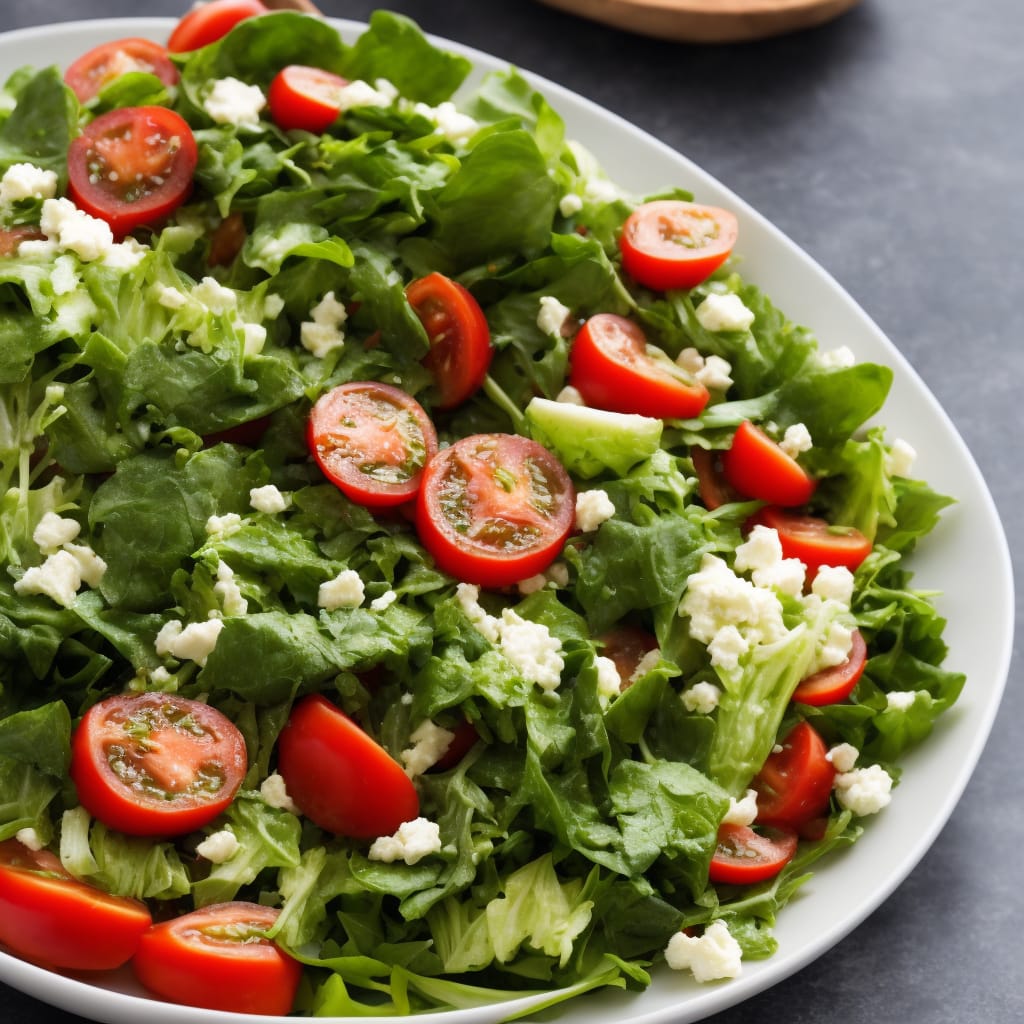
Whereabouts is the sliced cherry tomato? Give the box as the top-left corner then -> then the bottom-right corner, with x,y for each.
67,105 -> 198,236
277,694 -> 419,839
793,628 -> 868,706
690,445 -> 741,509
0,226 -> 44,256
406,272 -> 492,410
619,200 -> 738,292
721,420 -> 817,507
268,65 -> 348,133
597,624 -> 658,690
132,901 -> 300,1015
64,38 -> 179,104
207,210 -> 247,267
708,823 -> 798,885
167,0 -> 268,53
0,839 -> 151,971
749,505 -> 872,577
752,720 -> 835,829
69,693 -> 247,837
415,432 -> 575,588
569,313 -> 709,419
307,381 -> 439,509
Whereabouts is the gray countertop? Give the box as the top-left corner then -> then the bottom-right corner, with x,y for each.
1,1 -> 1020,1022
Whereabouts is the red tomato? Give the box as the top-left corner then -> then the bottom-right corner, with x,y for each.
752,721 -> 835,830
69,693 -> 247,837
597,624 -> 658,690
203,414 -> 271,447
167,0 -> 268,53
793,628 -> 868,706
406,272 -> 493,410
277,694 -> 419,839
415,433 -> 575,588
0,839 -> 151,971
708,823 -> 798,885
749,505 -> 872,577
721,420 -> 816,507
207,210 -> 247,267
67,105 -> 198,236
132,902 -> 300,1015
307,381 -> 438,509
568,314 -> 709,419
690,445 -> 740,509
268,65 -> 348,133
0,226 -> 44,256
431,719 -> 480,771
63,38 -> 179,104
619,200 -> 738,291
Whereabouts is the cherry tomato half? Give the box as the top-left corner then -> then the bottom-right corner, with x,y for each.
749,505 -> 872,578
415,433 -> 575,588
268,65 -> 348,133
277,694 -> 419,839
707,823 -> 798,885
619,200 -> 738,292
307,382 -> 438,509
406,272 -> 493,410
690,446 -> 741,509
793,628 -> 868,706
64,38 -> 179,104
0,839 -> 151,971
69,693 -> 247,837
67,105 -> 198,236
132,902 -> 301,1015
752,721 -> 835,830
167,0 -> 268,53
569,313 -> 709,419
598,624 -> 659,690
721,420 -> 817,507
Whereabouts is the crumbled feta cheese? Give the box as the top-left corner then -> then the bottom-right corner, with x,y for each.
156,284 -> 189,310
498,608 -> 564,692
818,345 -> 856,369
555,385 -> 585,405
104,237 -> 149,271
779,422 -> 813,459
559,192 -> 584,217
706,623 -> 749,671
681,680 -> 722,714
575,489 -> 615,533
814,619 -> 854,670
834,764 -> 893,816
811,565 -> 855,606
205,512 -> 243,537
33,511 -> 81,554
242,322 -> 267,357
594,655 -> 621,702
547,561 -> 570,587
676,347 -> 706,375
366,589 -> 396,613
629,647 -> 662,684
194,276 -> 238,315
413,100 -> 478,142
826,743 -> 859,773
336,78 -> 398,112
196,828 -> 240,863
368,817 -> 442,864
40,197 -> 114,262
50,255 -> 80,296
300,290 -> 348,358
260,772 -> 300,814
155,618 -> 224,667
17,238 -> 59,260
537,295 -> 572,337
886,438 -> 917,478
214,561 -> 248,617
695,354 -> 734,392
516,573 -> 548,596
249,484 -> 290,514
149,666 -> 175,688
456,583 -> 501,644
0,162 -> 58,203
517,560 -> 570,597
734,525 -> 783,574
695,292 -> 755,333
665,920 -> 743,982
721,789 -> 758,827
263,293 -> 286,319
401,720 -> 455,777
62,543 -> 107,588
318,569 -> 365,610
204,77 -> 266,128
13,550 -> 82,607
15,827 -> 45,851
752,558 -> 806,597
886,690 -> 918,711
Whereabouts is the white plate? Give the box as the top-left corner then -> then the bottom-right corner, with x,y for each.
0,15 -> 1014,1024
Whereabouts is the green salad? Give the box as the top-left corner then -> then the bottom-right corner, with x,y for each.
0,8 -> 965,1017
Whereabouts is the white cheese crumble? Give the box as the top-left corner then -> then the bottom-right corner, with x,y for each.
368,816 -> 442,865
594,655 -> 622,703
886,690 -> 919,711
0,162 -> 58,203
559,191 -> 584,217
575,489 -> 615,533
193,276 -> 238,315
62,543 -> 107,588
681,680 -> 722,714
50,255 -> 80,296
155,618 -> 224,667
300,290 -> 348,358
39,197 -> 114,262
370,589 -> 398,612
826,743 -> 859,773
260,772 -> 300,814
665,920 -> 743,982
536,295 -> 572,337
318,569 -> 365,610
695,292 -> 755,333
214,561 -> 248,617
14,550 -> 84,608
33,511 -> 80,554
517,560 -> 570,596
818,345 -> 856,369
242,321 -> 267,357
833,764 -> 893,816
205,511 -> 243,537
204,77 -> 266,128
249,484 -> 291,514
196,828 -> 240,863
401,720 -> 455,777
103,237 -> 149,271
811,565 -> 855,606
721,788 -> 759,827
337,78 -> 399,112
412,100 -> 479,143
886,438 -> 918,478
779,422 -> 813,459
156,284 -> 189,310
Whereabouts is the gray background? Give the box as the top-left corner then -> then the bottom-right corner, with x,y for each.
0,1 -> 1020,1022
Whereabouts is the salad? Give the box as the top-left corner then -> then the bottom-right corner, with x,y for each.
0,2 -> 966,1018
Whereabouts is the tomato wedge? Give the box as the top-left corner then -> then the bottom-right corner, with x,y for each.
752,721 -> 835,830
268,65 -> 348,133
690,445 -> 741,509
406,272 -> 492,409
69,693 -> 247,837
619,200 -> 738,292
132,902 -> 300,1015
597,624 -> 659,690
793,628 -> 868,706
0,839 -> 151,971
277,694 -> 419,839
167,0 -> 268,53
67,105 -> 198,236
721,420 -> 817,507
708,823 -> 798,885
749,505 -> 872,577
569,313 -> 709,419
307,382 -> 438,509
415,432 -> 575,588
64,38 -> 179,104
